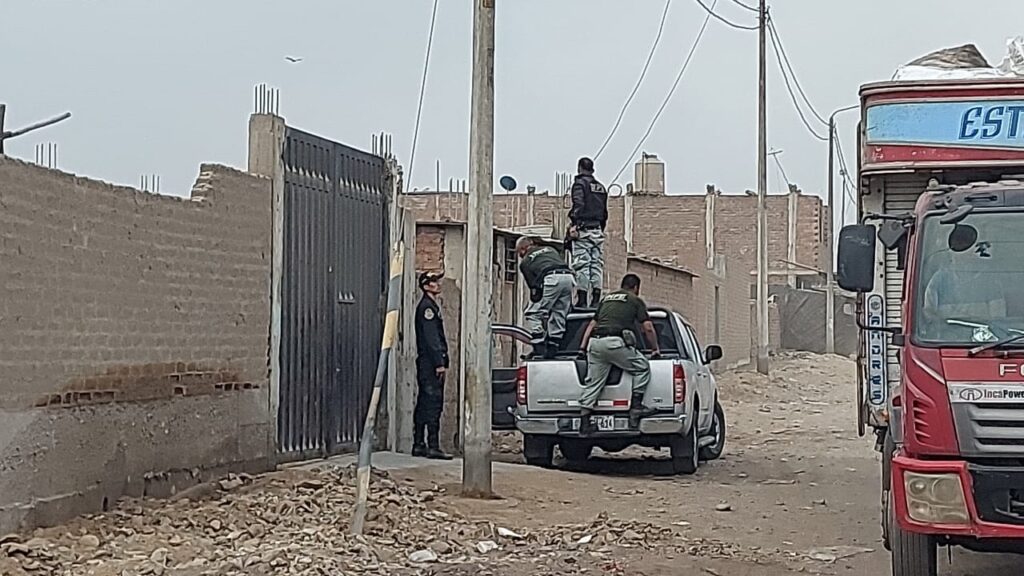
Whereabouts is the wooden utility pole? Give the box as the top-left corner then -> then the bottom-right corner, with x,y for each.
462,0 -> 495,498
755,0 -> 770,374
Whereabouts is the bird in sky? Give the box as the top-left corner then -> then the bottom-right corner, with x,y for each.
285,56 -> 303,63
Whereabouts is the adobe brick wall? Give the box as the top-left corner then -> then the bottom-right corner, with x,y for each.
626,259 -> 697,322
0,158 -> 273,533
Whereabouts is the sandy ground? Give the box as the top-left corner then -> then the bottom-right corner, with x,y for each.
5,353 -> 1024,575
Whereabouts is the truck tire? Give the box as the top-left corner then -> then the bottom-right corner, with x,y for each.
670,420 -> 699,475
523,434 -> 554,468
699,400 -> 727,462
559,440 -> 593,463
890,503 -> 937,576
881,432 -> 895,551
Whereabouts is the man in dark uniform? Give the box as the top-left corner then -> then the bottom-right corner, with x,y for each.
578,274 -> 660,435
568,157 -> 609,308
516,236 -> 576,359
413,271 -> 452,460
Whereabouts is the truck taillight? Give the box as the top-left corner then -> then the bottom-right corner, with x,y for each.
673,364 -> 686,404
516,366 -> 528,405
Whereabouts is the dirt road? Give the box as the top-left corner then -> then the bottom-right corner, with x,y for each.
4,353 -> 1024,575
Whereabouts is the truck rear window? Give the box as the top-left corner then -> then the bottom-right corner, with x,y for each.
555,315 -> 685,358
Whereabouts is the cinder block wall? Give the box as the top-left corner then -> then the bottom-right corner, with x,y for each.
0,158 -> 273,532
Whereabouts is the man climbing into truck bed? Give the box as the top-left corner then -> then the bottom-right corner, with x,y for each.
578,274 -> 660,435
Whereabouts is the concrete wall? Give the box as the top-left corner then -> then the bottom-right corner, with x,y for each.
0,157 -> 273,532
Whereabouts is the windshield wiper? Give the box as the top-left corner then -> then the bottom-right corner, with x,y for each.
969,333 -> 1024,356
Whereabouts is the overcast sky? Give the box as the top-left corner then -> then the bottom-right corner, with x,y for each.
3,0 -> 1023,224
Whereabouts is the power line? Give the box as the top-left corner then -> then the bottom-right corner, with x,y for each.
770,150 -> 792,190
406,0 -> 440,191
767,17 -> 827,141
692,0 -> 759,30
728,0 -> 758,11
594,0 -> 672,161
612,0 -> 718,184
768,20 -> 827,126
834,133 -> 857,190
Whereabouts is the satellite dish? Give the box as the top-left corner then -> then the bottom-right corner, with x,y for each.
499,175 -> 518,192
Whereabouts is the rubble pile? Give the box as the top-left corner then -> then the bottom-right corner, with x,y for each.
0,466 -> 768,576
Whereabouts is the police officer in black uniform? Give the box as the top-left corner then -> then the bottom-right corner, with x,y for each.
414,271 -> 452,460
568,157 -> 609,308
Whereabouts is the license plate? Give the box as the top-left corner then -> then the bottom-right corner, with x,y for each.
595,415 -> 616,431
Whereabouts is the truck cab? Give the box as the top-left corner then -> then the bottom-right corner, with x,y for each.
839,78 -> 1024,575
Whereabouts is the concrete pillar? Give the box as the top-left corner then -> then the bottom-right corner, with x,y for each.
247,113 -> 286,463
624,192 -> 634,253
787,185 -> 799,288
705,185 -> 717,270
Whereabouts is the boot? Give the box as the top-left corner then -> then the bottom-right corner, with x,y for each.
412,424 -> 427,457
575,290 -> 589,309
628,393 -> 657,429
426,424 -> 453,460
579,409 -> 597,436
543,338 -> 560,359
591,288 -> 602,306
527,341 -> 548,360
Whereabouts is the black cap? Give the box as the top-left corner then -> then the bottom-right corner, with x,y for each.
418,271 -> 444,289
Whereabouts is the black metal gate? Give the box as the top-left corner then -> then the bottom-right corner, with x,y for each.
278,126 -> 389,461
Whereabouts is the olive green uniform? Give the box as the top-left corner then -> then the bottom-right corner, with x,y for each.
580,291 -> 652,410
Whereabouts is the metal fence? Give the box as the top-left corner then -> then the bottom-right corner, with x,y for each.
277,126 -> 390,461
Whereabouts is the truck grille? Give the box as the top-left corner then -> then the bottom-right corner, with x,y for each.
954,403 -> 1024,457
969,464 -> 1024,527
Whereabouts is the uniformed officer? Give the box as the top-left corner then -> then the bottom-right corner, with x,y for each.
568,157 -> 609,309
578,274 -> 660,435
517,236 -> 575,359
413,271 -> 452,460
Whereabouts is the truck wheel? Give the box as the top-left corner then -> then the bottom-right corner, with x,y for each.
559,440 -> 593,462
881,432 -> 895,551
670,421 -> 699,475
890,503 -> 937,576
699,400 -> 727,462
523,434 -> 554,468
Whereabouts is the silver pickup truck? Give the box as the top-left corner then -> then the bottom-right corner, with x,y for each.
493,307 -> 726,475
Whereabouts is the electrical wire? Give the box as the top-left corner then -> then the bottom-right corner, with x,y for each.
770,151 -> 793,191
767,20 -> 827,126
728,0 -> 758,12
594,0 -> 672,162
405,0 -> 440,191
834,132 -> 857,190
767,17 -> 827,141
692,0 -> 759,30
612,0 -> 718,184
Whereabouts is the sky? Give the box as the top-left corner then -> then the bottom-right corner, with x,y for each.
3,0 -> 1024,229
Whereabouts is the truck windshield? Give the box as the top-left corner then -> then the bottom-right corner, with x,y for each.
914,211 -> 1024,346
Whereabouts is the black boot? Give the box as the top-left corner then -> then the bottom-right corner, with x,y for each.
543,339 -> 560,359
575,290 -> 589,309
412,424 -> 427,457
591,288 -> 602,306
579,409 -> 597,436
628,393 -> 657,429
527,340 -> 548,360
426,423 -> 452,460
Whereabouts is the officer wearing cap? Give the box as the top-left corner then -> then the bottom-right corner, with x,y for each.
414,271 -> 452,460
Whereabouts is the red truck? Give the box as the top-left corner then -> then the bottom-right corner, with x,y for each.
837,78 -> 1024,575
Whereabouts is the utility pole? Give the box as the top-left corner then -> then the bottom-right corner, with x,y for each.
825,104 -> 857,356
462,0 -> 495,498
825,116 -> 836,355
755,0 -> 769,375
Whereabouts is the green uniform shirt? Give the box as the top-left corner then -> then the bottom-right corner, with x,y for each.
519,245 -> 570,290
593,290 -> 650,337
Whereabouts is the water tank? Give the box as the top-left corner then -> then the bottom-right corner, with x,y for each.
633,153 -> 665,195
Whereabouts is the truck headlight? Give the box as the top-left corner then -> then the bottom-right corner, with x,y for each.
904,472 -> 969,525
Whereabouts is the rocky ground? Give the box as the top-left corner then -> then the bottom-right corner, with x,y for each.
4,353 -> 1024,575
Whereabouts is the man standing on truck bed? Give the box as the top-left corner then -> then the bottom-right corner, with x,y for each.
517,236 -> 575,359
568,157 -> 609,309
413,271 -> 452,460
578,274 -> 660,435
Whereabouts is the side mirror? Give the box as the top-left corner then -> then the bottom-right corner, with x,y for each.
836,224 -> 876,293
704,345 -> 723,363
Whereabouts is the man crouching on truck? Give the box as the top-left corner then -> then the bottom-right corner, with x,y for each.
578,274 -> 660,435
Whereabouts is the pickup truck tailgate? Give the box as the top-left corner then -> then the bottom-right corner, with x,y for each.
526,359 -> 676,413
